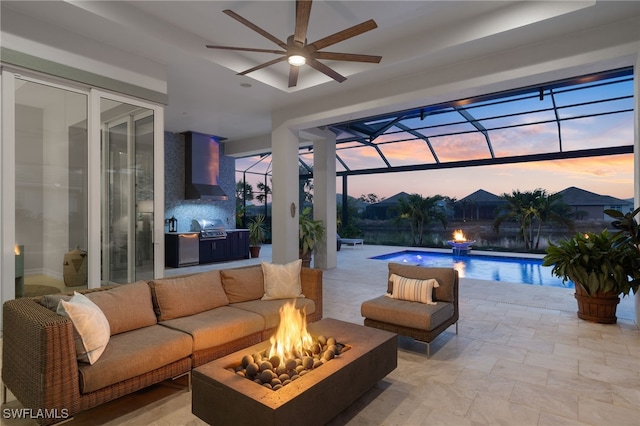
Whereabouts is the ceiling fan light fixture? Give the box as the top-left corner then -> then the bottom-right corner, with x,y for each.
287,54 -> 307,66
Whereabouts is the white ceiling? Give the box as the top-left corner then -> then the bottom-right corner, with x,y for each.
2,1 -> 639,150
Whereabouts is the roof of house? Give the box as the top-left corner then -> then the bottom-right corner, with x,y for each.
370,192 -> 411,206
457,189 -> 503,205
557,186 -> 631,206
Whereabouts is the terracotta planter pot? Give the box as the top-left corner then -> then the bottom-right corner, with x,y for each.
249,246 -> 261,258
574,282 -> 620,324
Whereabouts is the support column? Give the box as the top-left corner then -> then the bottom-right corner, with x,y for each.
634,55 -> 640,327
312,129 -> 337,269
271,124 -> 300,264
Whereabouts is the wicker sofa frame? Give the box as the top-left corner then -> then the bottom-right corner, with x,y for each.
2,266 -> 322,425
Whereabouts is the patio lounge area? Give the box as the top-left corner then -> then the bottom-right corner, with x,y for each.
2,244 -> 639,425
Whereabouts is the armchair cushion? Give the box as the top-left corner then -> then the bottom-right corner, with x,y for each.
362,295 -> 454,331
388,263 -> 456,303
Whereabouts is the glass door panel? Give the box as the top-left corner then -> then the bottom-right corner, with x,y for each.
101,99 -> 154,284
14,79 -> 88,297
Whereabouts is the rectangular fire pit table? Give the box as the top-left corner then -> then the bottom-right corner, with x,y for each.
192,318 -> 398,426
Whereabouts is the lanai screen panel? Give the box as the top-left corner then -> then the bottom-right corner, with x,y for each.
377,138 -> 437,166
427,132 -> 491,162
336,144 -> 389,169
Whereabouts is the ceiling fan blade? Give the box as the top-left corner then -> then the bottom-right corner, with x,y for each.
237,56 -> 287,76
223,9 -> 288,49
310,19 -> 378,51
307,58 -> 346,83
288,65 -> 300,88
294,0 -> 312,46
314,51 -> 382,63
206,45 -> 286,55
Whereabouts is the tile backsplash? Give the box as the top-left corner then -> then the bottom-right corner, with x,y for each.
164,131 -> 236,232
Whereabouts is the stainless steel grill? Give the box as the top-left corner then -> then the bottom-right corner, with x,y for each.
191,219 -> 227,240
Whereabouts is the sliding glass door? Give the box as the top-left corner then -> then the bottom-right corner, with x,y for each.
1,70 -> 163,308
13,78 -> 89,296
101,99 -> 155,284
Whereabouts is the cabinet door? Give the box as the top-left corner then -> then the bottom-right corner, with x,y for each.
212,239 -> 228,261
237,231 -> 249,259
199,240 -> 214,264
165,234 -> 180,268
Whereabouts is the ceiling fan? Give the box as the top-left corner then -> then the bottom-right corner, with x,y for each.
206,0 -> 382,88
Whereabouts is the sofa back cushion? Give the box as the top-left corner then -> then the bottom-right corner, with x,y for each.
388,263 -> 457,303
220,265 -> 264,303
86,281 -> 157,335
149,269 -> 229,321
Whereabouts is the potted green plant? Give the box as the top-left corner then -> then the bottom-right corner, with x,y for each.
542,229 -> 640,323
605,207 -> 640,255
248,214 -> 266,258
299,207 -> 325,268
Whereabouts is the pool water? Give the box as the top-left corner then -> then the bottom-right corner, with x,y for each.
370,250 -> 574,288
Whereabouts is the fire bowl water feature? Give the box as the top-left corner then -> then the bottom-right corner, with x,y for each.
192,318 -> 397,426
447,229 -> 476,256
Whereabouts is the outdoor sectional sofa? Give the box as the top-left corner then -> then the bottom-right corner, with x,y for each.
1,262 -> 322,425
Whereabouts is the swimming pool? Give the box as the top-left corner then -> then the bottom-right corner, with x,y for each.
370,250 -> 574,288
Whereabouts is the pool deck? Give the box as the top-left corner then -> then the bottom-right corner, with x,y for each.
167,243 -> 635,322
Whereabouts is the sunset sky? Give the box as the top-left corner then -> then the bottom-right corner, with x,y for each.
235,71 -> 635,204
337,154 -> 634,202
236,153 -> 635,204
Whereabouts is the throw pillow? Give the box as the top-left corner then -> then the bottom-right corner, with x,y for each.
261,259 -> 304,300
387,274 -> 440,305
57,292 -> 111,364
220,266 -> 264,303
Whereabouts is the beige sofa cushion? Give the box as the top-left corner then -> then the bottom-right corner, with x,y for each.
220,265 -> 264,303
388,263 -> 456,303
230,298 -> 316,330
86,281 -> 157,335
361,295 -> 454,331
149,270 -> 229,321
159,306 -> 264,352
78,324 -> 192,394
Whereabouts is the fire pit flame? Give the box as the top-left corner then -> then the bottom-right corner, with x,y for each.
452,229 -> 467,242
447,229 -> 475,255
268,301 -> 313,360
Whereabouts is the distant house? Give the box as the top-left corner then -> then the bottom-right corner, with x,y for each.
557,186 -> 634,220
454,189 -> 506,220
336,194 -> 367,215
365,192 -> 410,220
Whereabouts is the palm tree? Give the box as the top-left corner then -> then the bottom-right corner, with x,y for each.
494,189 -> 573,251
396,194 -> 447,246
236,181 -> 254,227
236,180 -> 253,203
533,190 -> 574,249
494,190 -> 539,250
256,181 -> 271,204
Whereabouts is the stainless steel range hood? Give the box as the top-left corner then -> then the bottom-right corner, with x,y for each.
184,131 -> 228,201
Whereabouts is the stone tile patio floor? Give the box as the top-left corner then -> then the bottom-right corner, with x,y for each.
2,244 -> 638,425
